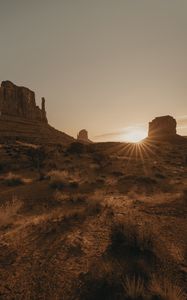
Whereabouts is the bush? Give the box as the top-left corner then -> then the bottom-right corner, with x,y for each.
48,170 -> 69,189
48,170 -> 80,190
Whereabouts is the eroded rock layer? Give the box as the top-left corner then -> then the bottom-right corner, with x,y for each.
148,115 -> 177,137
0,81 -> 47,123
0,81 -> 74,145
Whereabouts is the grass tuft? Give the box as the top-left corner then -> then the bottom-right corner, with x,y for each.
123,275 -> 145,299
149,276 -> 186,300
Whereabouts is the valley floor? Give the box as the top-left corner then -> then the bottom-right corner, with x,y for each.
0,141 -> 186,299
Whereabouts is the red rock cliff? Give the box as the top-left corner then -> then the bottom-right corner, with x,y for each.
148,115 -> 177,138
0,81 -> 47,123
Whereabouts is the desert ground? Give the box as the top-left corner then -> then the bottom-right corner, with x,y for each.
0,140 -> 186,299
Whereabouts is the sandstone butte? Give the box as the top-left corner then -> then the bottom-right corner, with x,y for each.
147,115 -> 186,143
0,81 -> 186,145
0,81 -> 74,145
77,129 -> 92,143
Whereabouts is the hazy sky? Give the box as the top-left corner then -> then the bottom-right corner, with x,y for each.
0,0 -> 187,141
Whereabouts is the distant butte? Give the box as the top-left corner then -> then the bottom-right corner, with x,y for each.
147,115 -> 186,143
0,81 -> 74,144
77,129 -> 92,143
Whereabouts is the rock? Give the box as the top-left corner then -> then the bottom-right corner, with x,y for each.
148,115 -> 177,138
0,81 -> 75,145
0,81 -> 47,123
148,115 -> 186,144
77,129 -> 92,143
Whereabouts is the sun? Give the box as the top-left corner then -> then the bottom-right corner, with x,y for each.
124,129 -> 147,143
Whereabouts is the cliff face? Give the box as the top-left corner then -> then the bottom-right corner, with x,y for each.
0,81 -> 47,123
0,81 -> 74,145
148,116 -> 177,138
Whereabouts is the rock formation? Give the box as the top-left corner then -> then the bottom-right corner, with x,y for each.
77,129 -> 92,143
148,115 -> 177,138
0,81 -> 47,123
148,115 -> 186,144
0,81 -> 74,145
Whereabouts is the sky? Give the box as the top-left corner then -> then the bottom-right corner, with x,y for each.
0,0 -> 187,141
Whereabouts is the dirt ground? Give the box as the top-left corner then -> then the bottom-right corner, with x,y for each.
0,140 -> 186,299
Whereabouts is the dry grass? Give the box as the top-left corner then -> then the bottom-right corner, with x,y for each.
149,276 -> 186,300
53,190 -> 70,202
0,196 -> 22,227
54,191 -> 87,204
48,170 -> 69,189
48,170 -> 80,189
122,276 -> 145,299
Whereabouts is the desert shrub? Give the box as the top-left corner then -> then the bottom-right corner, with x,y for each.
0,196 -> 22,227
149,276 -> 186,300
54,191 -> 86,204
48,170 -> 80,190
66,142 -> 87,154
53,191 -> 70,202
48,170 -> 68,189
3,172 -> 25,186
122,276 -> 145,299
